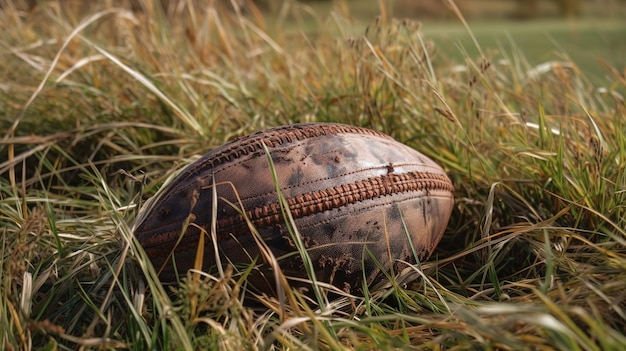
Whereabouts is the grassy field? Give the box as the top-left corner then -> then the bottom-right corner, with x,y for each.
281,1 -> 626,83
422,19 -> 626,84
1,0 -> 625,350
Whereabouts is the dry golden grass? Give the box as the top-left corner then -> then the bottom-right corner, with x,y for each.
1,0 -> 625,349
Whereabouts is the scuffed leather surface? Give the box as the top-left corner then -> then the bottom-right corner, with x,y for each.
133,123 -> 454,294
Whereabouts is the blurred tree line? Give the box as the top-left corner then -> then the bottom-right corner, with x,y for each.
515,0 -> 581,18
6,0 -> 624,19
255,0 -> 609,19
243,0 -> 625,20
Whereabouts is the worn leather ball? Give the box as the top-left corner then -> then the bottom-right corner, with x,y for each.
133,123 -> 454,293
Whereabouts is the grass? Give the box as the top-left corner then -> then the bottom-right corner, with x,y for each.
1,0 -> 625,349
421,18 -> 626,85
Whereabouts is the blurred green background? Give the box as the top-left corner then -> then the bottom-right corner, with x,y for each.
270,0 -> 626,84
9,0 -> 625,83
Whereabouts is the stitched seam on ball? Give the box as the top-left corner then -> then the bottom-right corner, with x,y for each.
218,171 -> 453,231
295,193 -> 453,231
235,163 -> 442,205
144,173 -> 453,254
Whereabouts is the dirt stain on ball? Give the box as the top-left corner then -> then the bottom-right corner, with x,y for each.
133,123 -> 454,294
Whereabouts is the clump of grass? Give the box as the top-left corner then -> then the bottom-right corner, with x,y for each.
1,0 -> 625,349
